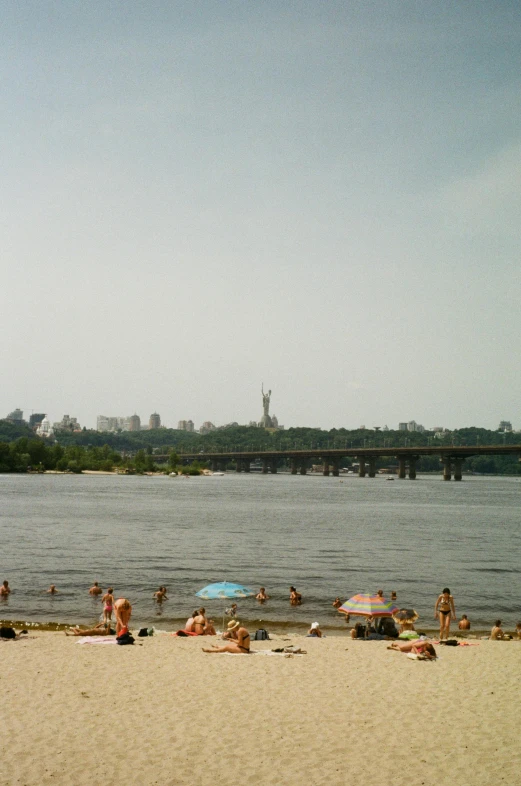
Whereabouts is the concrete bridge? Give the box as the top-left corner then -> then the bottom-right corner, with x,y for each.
161,445 -> 521,481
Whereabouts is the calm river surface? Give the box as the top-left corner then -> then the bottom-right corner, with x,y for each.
1,473 -> 520,632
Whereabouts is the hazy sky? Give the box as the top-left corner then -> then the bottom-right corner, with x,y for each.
2,2 -> 520,431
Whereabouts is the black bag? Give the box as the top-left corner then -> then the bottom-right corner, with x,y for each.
116,631 -> 135,645
138,628 -> 149,637
440,639 -> 458,646
0,626 -> 16,639
254,628 -> 270,640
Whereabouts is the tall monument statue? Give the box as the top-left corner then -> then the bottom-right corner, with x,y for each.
260,383 -> 273,428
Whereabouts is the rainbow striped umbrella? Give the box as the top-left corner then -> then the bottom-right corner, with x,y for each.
338,593 -> 398,617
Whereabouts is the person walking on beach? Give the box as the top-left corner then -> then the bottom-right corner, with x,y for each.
203,621 -> 250,654
89,582 -> 102,596
434,587 -> 456,641
102,588 -> 115,628
0,580 -> 11,597
114,598 -> 132,634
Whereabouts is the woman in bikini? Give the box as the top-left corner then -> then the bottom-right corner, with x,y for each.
388,640 -> 437,659
114,598 -> 132,635
434,587 -> 456,641
203,622 -> 251,654
102,588 -> 114,628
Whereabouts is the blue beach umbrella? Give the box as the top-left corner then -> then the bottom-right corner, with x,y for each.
196,582 -> 255,600
196,582 -> 255,633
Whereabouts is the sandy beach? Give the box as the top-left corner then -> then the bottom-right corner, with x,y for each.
1,631 -> 520,786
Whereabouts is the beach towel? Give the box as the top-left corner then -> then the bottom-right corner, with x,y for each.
76,637 -> 118,645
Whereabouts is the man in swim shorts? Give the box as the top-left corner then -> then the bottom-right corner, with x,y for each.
89,582 -> 102,596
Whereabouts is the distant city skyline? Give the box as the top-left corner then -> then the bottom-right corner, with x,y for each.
3,404 -> 518,434
3,4 -> 520,430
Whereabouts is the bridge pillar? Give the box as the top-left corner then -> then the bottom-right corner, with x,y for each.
368,457 -> 376,478
332,459 -> 340,477
290,458 -> 298,475
244,460 -> 250,473
270,458 -> 277,474
358,457 -> 366,478
299,460 -> 308,475
453,458 -> 463,481
211,459 -> 219,471
408,456 -> 417,480
323,460 -> 330,476
235,459 -> 243,473
397,457 -> 406,479
443,459 -> 452,481
262,458 -> 269,474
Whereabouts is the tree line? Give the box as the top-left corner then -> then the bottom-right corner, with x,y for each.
0,421 -> 519,474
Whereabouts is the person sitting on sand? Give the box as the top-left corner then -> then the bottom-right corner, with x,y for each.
515,622 -> 521,641
350,622 -> 366,639
204,618 -> 216,636
114,598 -> 132,635
192,610 -> 206,635
458,614 -> 470,630
223,620 -> 240,640
388,640 -> 437,659
153,586 -> 168,602
0,580 -> 11,597
332,597 -> 342,609
203,621 -> 251,654
46,584 -> 58,594
289,586 -> 302,606
490,620 -> 507,640
256,587 -> 270,602
185,610 -> 199,633
65,622 -> 114,636
307,622 -> 322,638
89,581 -> 102,596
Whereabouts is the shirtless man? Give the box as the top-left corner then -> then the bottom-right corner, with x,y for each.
0,580 -> 11,597
89,582 -> 102,596
332,597 -> 342,609
203,621 -> 251,654
256,588 -> 269,602
490,620 -> 507,640
47,584 -> 58,594
114,598 -> 132,635
458,614 -> 470,630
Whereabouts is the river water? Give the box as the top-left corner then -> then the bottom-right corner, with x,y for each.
1,473 -> 520,632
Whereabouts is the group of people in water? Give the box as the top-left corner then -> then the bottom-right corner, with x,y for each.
3,579 -> 520,645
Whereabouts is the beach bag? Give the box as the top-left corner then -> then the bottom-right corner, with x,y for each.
441,639 -> 458,646
0,626 -> 16,639
138,628 -> 149,637
254,628 -> 270,641
116,631 -> 135,645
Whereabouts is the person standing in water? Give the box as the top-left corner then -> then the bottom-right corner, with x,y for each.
0,580 -> 11,597
102,587 -> 115,628
434,587 -> 456,641
89,582 -> 102,596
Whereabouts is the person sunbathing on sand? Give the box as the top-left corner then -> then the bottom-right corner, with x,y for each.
114,598 -> 132,634
204,619 -> 216,636
308,622 -> 322,637
203,622 -> 250,654
65,622 -> 114,636
388,640 -> 437,659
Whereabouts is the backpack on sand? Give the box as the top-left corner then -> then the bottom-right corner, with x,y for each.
0,626 -> 16,639
254,629 -> 270,641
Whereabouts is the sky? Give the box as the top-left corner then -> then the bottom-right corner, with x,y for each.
2,1 -> 520,431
